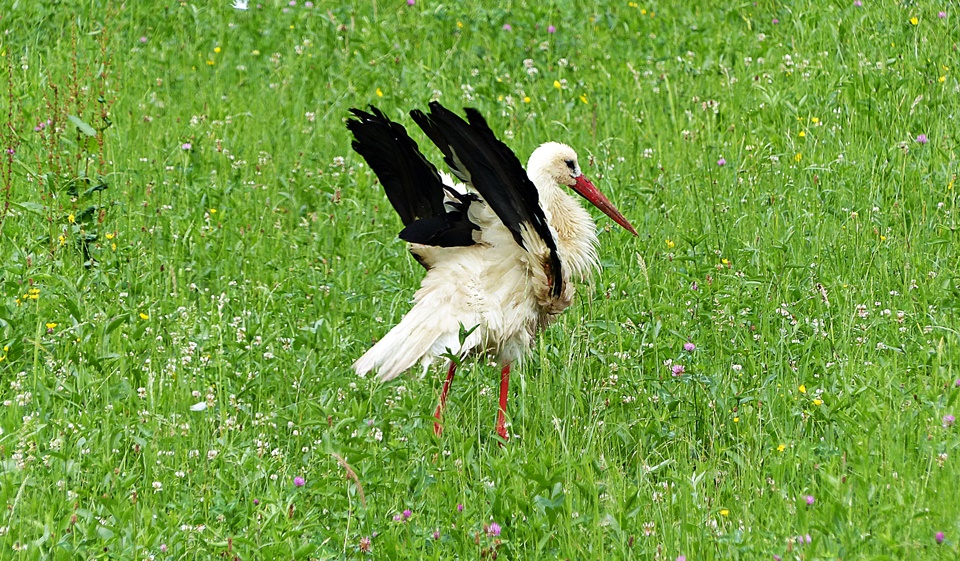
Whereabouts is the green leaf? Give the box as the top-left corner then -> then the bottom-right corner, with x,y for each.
68,115 -> 97,136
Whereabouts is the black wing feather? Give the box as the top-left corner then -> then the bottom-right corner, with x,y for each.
346,106 -> 479,251
410,102 -> 564,297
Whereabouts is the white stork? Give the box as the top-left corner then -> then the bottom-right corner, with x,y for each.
347,102 -> 637,441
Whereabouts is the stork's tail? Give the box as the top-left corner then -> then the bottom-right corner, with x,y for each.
354,304 -> 466,382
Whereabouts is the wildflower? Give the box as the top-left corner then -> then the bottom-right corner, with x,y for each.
794,153 -> 802,162
804,495 -> 815,505
139,36 -> 148,43
68,214 -> 75,223
813,398 -> 823,406
909,16 -> 918,25
547,25 -> 556,33
523,96 -> 530,103
4,147 -> 13,155
502,24 -> 512,31
160,544 -> 168,553
944,414 -> 955,428
139,313 -> 149,320
916,134 -> 928,144
294,476 -> 305,487
772,18 -> 779,24
153,481 -> 163,493
402,509 -> 412,520
798,130 -> 805,137
936,531 -> 945,544
407,0 -> 415,5
684,342 -> 696,352
359,536 -> 372,552
554,80 -> 562,89
677,556 -> 686,561
432,530 -> 440,540
46,322 -> 57,330
938,12 -> 946,19
376,87 -> 383,97
486,522 -> 502,537
720,509 -> 729,516
457,503 -> 464,512
853,0 -> 862,5
671,364 -> 685,376
232,0 -> 249,9
579,94 -> 588,104
777,444 -> 786,452
799,384 -> 807,393
181,142 -> 192,150
717,157 -> 726,166
253,499 -> 260,505
665,238 -> 675,249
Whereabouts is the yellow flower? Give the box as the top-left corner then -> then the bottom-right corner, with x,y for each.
579,94 -> 588,104
909,16 -> 918,25
641,8 -> 647,15
497,95 -> 503,101
813,399 -> 823,406
111,242 -> 117,251
523,96 -> 530,103
252,50 -> 260,55
794,153 -> 802,163
799,384 -> 806,393
139,313 -> 149,320
376,87 -> 383,97
105,232 -> 114,240
721,258 -> 730,265
880,235 -> 887,241
46,322 -> 57,329
553,80 -> 562,89
214,46 -> 221,53
777,444 -> 786,452
456,21 -> 463,29
68,214 -> 75,223
209,208 -> 217,214
798,130 -> 805,137
720,509 -> 729,516
59,235 -> 66,246
665,238 -> 675,249
939,75 -> 946,83
733,417 -> 739,423
810,117 -> 819,123
206,59 -> 214,66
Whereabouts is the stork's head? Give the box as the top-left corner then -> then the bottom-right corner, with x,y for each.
528,142 -> 638,235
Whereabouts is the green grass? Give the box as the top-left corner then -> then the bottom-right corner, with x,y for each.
1,0 -> 958,559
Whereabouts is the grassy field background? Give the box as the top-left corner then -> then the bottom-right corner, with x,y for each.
1,0 -> 958,559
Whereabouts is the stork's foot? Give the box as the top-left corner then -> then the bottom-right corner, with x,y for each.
433,406 -> 444,437
433,361 -> 457,438
496,363 -> 511,443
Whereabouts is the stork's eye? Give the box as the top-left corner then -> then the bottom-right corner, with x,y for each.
564,159 -> 576,170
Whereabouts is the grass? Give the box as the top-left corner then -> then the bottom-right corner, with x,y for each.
1,0 -> 958,559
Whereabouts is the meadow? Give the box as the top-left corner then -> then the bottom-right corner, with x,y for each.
1,0 -> 958,559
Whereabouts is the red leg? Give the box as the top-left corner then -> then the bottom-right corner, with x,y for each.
495,364 -> 511,441
434,361 -> 457,436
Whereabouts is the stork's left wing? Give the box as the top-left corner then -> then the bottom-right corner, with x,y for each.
410,102 -> 564,298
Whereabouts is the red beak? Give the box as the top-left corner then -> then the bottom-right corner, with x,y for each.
572,175 -> 638,236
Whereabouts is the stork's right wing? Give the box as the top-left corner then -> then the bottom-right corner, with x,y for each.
347,106 -> 479,250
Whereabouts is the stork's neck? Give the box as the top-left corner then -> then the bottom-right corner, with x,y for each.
530,172 -> 600,281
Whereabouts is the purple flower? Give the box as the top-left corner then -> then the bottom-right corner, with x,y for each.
4,147 -> 13,156
805,495 -> 815,505
253,498 -> 260,505
486,522 -> 501,537
457,503 -> 464,512
432,530 -> 440,540
304,1 -> 313,6
677,556 -> 686,561
140,36 -> 148,43
772,18 -> 779,24
717,157 -> 726,166
293,476 -> 305,487
393,514 -> 402,522
288,0 -> 296,5
804,534 -> 812,544
547,25 -> 556,33
936,531 -> 945,544
955,379 -> 960,387
672,364 -> 685,377
854,0 -> 862,6
402,509 -> 412,520
181,142 -> 192,151
938,11 -> 946,19
773,556 -> 782,561
684,342 -> 696,352
503,24 -> 512,31
160,544 -> 168,553
407,0 -> 414,4
916,134 -> 928,144
943,414 -> 955,428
